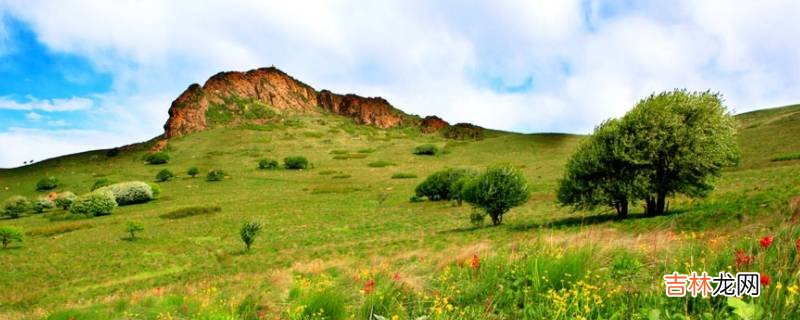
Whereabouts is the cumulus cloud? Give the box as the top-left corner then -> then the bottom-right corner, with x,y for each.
0,0 -> 799,167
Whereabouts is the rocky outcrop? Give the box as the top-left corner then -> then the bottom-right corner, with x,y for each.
420,116 -> 449,133
163,67 -> 412,138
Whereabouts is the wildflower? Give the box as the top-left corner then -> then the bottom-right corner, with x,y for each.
734,250 -> 755,268
795,238 -> 800,252
393,272 -> 401,282
761,274 -> 771,287
470,254 -> 480,271
760,236 -> 774,249
363,279 -> 376,294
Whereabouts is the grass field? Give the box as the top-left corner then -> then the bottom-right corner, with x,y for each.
1,105 -> 800,319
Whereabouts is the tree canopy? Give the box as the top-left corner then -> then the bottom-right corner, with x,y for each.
558,89 -> 740,217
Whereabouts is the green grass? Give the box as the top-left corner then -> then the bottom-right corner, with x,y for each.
772,152 -> 800,162
0,108 -> 799,318
367,160 -> 396,168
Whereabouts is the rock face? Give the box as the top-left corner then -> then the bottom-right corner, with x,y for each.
163,67 -> 412,138
420,116 -> 449,133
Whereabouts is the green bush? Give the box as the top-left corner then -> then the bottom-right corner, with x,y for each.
3,196 -> 29,218
36,176 -> 59,191
284,156 -> 309,170
32,197 -> 55,213
160,206 -> 221,219
155,169 -> 175,182
413,144 -> 439,155
147,183 -> 161,198
91,178 -> 112,191
258,159 -> 279,170
125,221 -> 144,240
442,123 -> 484,140
95,181 -> 154,205
187,167 -> 200,178
368,160 -> 396,168
54,191 -> 77,210
146,152 -> 170,164
207,169 -> 227,181
772,152 -> 800,162
391,172 -> 418,179
415,168 -> 477,201
0,226 -> 23,249
240,220 -> 263,251
69,191 -> 117,216
462,165 -> 530,225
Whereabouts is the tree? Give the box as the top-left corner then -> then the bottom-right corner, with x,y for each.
0,226 -> 23,248
156,169 -> 175,182
557,120 -> 643,218
616,90 -> 739,216
240,220 -> 263,251
415,168 -> 476,201
125,221 -> 144,240
187,167 -> 200,178
462,165 -> 530,225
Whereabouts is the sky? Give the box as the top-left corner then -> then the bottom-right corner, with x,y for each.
1,1 -> 799,168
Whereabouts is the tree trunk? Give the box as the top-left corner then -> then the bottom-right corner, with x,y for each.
645,197 -> 656,216
490,212 -> 502,225
656,192 -> 666,215
616,200 -> 628,218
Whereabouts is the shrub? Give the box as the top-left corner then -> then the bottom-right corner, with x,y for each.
95,181 -> 154,205
54,191 -> 77,210
155,169 -> 175,182
413,144 -> 439,155
462,165 -> 530,225
125,221 -> 144,240
207,169 -> 227,181
284,156 -> 309,170
3,196 -> 29,218
147,183 -> 161,198
258,159 -> 279,170
146,152 -> 170,164
368,160 -> 396,168
391,172 -> 418,179
187,167 -> 200,178
160,206 -> 221,219
240,220 -> 263,251
91,178 -> 112,191
69,191 -> 117,216
0,226 -> 23,248
469,210 -> 486,228
36,176 -> 59,191
415,168 -> 477,201
32,197 -> 54,213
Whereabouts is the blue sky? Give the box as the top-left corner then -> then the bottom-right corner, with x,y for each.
1,0 -> 800,168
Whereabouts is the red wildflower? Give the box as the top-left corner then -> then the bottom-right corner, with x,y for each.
363,279 -> 375,294
393,272 -> 401,282
734,250 -> 755,269
471,254 -> 480,271
760,274 -> 771,286
760,236 -> 774,249
795,238 -> 800,252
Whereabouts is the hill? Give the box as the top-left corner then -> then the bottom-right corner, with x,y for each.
1,70 -> 800,319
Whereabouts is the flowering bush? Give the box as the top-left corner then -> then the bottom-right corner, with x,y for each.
69,191 -> 117,216
95,181 -> 154,205
3,195 -> 29,218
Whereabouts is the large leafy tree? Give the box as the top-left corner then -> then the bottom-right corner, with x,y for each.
617,90 -> 739,215
557,90 -> 739,217
557,119 -> 644,218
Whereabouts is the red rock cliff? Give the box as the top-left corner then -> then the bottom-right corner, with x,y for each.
163,67 -> 413,138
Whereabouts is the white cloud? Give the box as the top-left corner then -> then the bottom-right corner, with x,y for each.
25,112 -> 42,121
0,96 -> 93,111
0,0 -> 799,167
0,127 -> 133,168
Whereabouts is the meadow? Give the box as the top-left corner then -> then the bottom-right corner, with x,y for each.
1,105 -> 800,319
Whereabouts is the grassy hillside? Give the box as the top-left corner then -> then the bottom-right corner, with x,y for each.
1,106 -> 800,319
